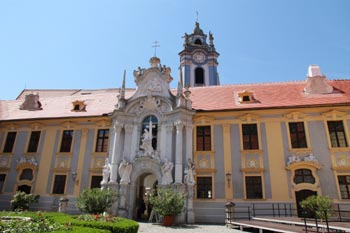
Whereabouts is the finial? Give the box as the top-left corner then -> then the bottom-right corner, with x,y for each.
152,41 -> 160,57
120,69 -> 126,99
196,11 -> 199,22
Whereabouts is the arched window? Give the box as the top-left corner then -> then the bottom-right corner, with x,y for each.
294,169 -> 315,184
20,168 -> 33,181
194,39 -> 202,45
141,115 -> 158,150
195,67 -> 204,86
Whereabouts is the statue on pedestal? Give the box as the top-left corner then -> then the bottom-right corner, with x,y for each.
101,158 -> 110,185
119,159 -> 132,184
184,158 -> 195,185
161,159 -> 174,185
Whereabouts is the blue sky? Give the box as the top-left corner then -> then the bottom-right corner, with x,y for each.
1,0 -> 349,100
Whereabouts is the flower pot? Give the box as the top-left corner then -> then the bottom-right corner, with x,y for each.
162,215 -> 174,226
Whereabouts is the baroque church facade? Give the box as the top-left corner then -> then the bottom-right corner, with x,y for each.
0,22 -> 350,223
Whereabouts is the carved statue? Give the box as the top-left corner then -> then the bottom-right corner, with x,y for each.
140,128 -> 153,156
184,158 -> 196,185
118,159 -> 132,184
161,159 -> 174,185
101,158 -> 110,185
209,31 -> 214,45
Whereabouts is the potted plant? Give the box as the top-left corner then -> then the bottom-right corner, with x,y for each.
148,187 -> 185,226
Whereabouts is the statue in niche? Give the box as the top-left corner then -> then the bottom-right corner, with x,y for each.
118,159 -> 132,184
161,159 -> 174,185
184,158 -> 195,185
140,119 -> 155,156
101,158 -> 110,185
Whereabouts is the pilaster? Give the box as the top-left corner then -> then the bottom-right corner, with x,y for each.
110,124 -> 123,183
223,124 -> 233,199
175,123 -> 184,183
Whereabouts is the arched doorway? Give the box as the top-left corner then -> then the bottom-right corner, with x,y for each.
295,189 -> 317,217
135,173 -> 157,221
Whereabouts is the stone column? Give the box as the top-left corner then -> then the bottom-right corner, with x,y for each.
175,123 -> 184,183
130,125 -> 139,161
165,124 -> 173,161
185,125 -> 193,161
159,124 -> 167,161
123,125 -> 134,160
109,124 -> 122,183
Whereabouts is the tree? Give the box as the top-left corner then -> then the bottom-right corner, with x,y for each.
10,191 -> 40,211
76,188 -> 117,214
300,195 -> 332,220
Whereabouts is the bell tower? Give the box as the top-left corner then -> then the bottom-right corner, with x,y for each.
179,22 -> 220,87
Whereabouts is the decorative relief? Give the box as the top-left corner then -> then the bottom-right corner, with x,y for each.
16,156 -> 38,166
335,155 -> 349,167
322,110 -> 346,120
0,156 -> 11,168
239,113 -> 259,123
247,158 -> 259,168
285,112 -> 307,121
54,156 -> 71,169
287,153 -> 318,166
198,159 -> 209,168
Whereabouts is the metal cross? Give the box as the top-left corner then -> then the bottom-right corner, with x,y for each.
152,41 -> 160,57
196,11 -> 199,22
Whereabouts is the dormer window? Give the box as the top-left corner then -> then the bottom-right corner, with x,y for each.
71,100 -> 86,112
238,91 -> 255,103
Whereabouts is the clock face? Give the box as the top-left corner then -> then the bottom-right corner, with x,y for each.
193,52 -> 205,63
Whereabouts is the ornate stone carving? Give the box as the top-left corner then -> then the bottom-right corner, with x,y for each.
184,158 -> 195,185
101,158 -> 111,186
118,159 -> 132,184
161,159 -> 173,185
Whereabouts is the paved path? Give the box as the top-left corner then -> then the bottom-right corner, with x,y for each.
137,222 -> 244,233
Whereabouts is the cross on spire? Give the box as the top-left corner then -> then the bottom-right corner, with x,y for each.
196,11 -> 199,22
152,41 -> 160,57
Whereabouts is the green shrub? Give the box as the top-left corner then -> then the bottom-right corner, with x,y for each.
148,188 -> 186,216
300,195 -> 332,220
76,188 -> 117,214
10,191 -> 40,211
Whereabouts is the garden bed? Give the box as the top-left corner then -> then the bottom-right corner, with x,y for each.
0,211 -> 139,233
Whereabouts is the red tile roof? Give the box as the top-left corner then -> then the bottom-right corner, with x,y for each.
1,80 -> 350,121
190,80 -> 350,111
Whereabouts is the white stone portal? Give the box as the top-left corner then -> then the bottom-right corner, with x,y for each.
108,57 -> 195,223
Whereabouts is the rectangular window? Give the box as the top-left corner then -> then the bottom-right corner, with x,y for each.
245,176 -> 263,199
59,130 -> 74,152
90,175 -> 102,189
27,131 -> 41,153
196,177 -> 212,199
289,122 -> 307,148
95,129 -> 109,152
327,121 -> 348,147
242,124 -> 259,150
338,175 -> 350,199
3,132 -> 17,153
196,126 -> 211,151
0,174 -> 6,192
52,175 -> 66,194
